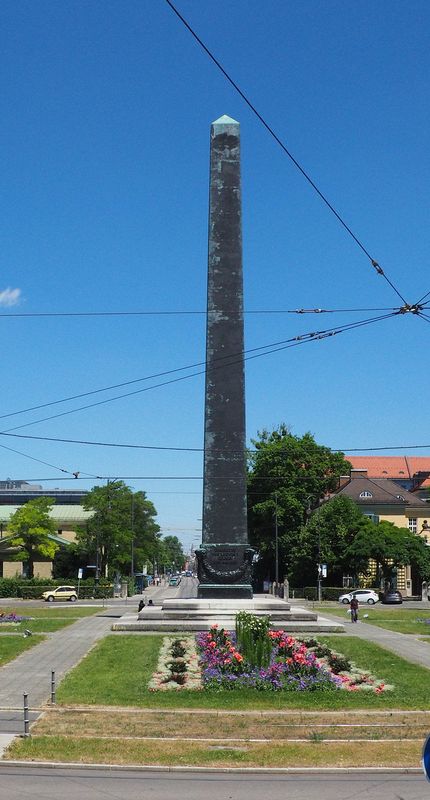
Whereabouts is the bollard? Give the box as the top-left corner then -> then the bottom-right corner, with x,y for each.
51,670 -> 56,705
23,692 -> 30,737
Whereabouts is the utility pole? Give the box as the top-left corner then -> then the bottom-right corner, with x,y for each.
274,492 -> 279,597
130,495 -> 135,578
317,525 -> 322,602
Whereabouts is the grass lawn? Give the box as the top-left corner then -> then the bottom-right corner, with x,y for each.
0,605 -> 102,634
0,605 -> 102,618
6,735 -> 422,768
56,634 -> 430,710
31,708 -> 430,741
0,634 -> 45,665
314,603 -> 430,635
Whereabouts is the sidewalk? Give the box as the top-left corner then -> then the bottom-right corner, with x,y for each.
0,609 -> 122,709
308,607 -> 430,670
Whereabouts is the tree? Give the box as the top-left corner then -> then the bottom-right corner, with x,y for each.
76,481 -> 160,578
289,496 -> 373,586
247,424 -> 351,585
7,497 -> 58,578
346,520 -> 430,587
159,535 -> 185,572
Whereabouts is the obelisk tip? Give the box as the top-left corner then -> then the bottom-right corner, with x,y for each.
212,114 -> 239,127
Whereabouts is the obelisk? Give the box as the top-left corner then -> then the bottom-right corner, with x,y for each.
196,115 -> 253,599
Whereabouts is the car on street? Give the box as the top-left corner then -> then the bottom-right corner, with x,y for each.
41,585 -> 78,602
338,589 -> 379,605
380,589 -> 403,604
169,576 -> 181,586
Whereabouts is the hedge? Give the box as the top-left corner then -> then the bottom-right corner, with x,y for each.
292,586 -> 347,601
0,578 -> 112,599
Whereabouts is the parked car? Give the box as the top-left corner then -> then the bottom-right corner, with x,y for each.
380,590 -> 403,604
42,585 -> 78,603
338,589 -> 379,605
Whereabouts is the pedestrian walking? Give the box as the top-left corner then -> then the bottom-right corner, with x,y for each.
350,596 -> 359,623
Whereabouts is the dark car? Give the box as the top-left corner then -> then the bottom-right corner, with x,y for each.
380,590 -> 403,604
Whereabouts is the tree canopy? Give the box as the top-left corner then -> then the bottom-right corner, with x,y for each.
159,535 -> 185,572
290,495 -> 373,585
8,497 -> 58,578
247,424 -> 351,585
76,481 -> 160,578
345,519 -> 430,586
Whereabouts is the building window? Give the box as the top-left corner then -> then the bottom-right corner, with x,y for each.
359,491 -> 373,498
408,518 -> 417,533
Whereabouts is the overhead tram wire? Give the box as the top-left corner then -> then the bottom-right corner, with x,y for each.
0,306 -> 398,318
165,0 -> 408,306
0,311 -> 399,433
3,431 -> 430,454
0,310 -> 399,426
0,440 -> 102,480
414,289 -> 430,305
0,474 -> 371,483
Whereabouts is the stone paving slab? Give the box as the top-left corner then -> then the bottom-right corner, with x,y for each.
0,734 -> 15,758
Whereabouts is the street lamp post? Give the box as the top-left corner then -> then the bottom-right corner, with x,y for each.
130,496 -> 135,578
317,525 -> 322,603
305,501 -> 322,602
274,493 -> 279,596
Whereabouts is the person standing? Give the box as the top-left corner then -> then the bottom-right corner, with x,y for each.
350,596 -> 359,623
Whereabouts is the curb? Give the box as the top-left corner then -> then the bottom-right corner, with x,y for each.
0,759 -> 423,775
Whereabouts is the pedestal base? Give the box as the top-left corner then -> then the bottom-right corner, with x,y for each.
197,583 -> 253,599
112,595 -> 345,633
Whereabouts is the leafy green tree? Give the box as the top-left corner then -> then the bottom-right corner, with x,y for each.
289,496 -> 373,585
346,520 -> 430,587
247,424 -> 351,585
77,481 -> 160,577
7,497 -> 58,578
159,535 -> 185,572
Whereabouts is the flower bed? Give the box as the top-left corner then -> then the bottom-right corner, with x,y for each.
148,636 -> 202,691
0,611 -> 33,625
197,627 -> 392,693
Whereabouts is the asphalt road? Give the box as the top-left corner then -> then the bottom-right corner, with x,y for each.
0,766 -> 427,799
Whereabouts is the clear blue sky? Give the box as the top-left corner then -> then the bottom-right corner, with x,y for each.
2,0 -> 429,551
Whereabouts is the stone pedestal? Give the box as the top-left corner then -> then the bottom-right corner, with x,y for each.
196,543 -> 253,598
112,595 -> 344,633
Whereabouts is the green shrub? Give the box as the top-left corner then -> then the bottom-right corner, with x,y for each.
0,577 -> 21,598
235,611 -> 272,669
301,586 -> 346,601
0,577 -> 112,599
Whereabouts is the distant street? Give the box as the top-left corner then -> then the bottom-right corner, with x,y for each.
0,766 -> 427,799
143,576 -> 198,603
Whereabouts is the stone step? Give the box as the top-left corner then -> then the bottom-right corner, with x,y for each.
156,612 -> 317,621
112,619 -> 343,633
